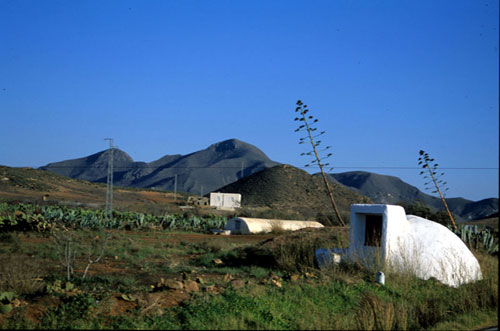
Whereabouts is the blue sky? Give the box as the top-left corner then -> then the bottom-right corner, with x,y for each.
0,0 -> 498,201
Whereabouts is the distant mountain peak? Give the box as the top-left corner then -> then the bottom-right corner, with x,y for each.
209,138 -> 249,152
40,138 -> 279,194
78,148 -> 134,164
101,148 -> 134,162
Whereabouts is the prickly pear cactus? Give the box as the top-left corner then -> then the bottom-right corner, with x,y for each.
0,291 -> 16,314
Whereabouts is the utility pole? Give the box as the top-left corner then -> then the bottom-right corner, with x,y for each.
104,138 -> 114,220
174,174 -> 177,201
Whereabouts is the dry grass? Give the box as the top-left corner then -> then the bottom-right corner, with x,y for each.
266,227 -> 349,272
356,291 -> 396,330
0,253 -> 46,295
268,219 -> 286,235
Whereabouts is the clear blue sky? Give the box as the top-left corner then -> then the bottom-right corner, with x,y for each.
0,0 -> 498,201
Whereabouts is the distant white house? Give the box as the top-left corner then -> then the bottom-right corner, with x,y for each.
225,217 -> 324,234
316,204 -> 482,288
210,192 -> 241,211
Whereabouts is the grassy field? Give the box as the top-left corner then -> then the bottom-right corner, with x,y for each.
0,204 -> 498,330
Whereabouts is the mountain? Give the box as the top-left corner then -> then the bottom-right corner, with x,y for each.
38,140 -> 497,221
327,171 -> 498,221
215,164 -> 372,220
40,139 -> 280,195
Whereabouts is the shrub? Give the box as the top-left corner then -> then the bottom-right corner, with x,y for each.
40,293 -> 95,329
253,227 -> 349,272
0,254 -> 45,295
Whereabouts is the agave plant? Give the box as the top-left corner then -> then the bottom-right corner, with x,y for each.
448,224 -> 499,254
1,202 -> 228,233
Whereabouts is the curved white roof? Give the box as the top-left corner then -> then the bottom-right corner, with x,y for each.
225,217 -> 324,234
319,204 -> 483,287
391,215 -> 483,287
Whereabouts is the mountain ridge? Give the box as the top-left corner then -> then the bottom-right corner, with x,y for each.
38,139 -> 497,221
40,138 -> 281,195
328,171 -> 498,221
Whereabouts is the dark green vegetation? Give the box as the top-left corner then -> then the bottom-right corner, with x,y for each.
0,202 -> 498,329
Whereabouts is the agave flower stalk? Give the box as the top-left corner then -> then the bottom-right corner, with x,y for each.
418,150 -> 457,230
295,100 -> 345,226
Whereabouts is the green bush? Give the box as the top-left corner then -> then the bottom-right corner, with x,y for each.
40,293 -> 95,329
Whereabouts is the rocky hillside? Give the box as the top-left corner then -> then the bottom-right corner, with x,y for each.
215,164 -> 372,221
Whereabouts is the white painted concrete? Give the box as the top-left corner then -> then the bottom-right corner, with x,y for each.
225,217 -> 324,234
316,204 -> 482,287
210,192 -> 241,210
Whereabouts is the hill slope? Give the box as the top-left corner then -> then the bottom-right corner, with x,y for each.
0,165 -> 186,214
328,171 -> 498,221
215,164 -> 372,220
40,139 -> 280,195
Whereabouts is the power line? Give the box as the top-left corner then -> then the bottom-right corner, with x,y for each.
40,165 -> 499,170
320,167 -> 499,170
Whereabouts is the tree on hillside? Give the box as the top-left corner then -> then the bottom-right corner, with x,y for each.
294,100 -> 345,227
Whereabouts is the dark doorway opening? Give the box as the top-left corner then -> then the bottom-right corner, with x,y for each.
364,214 -> 383,247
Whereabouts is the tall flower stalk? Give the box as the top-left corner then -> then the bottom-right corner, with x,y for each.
418,150 -> 457,230
294,100 -> 345,227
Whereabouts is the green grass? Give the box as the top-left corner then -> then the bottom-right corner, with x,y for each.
430,309 -> 498,330
98,281 -> 364,330
0,225 -> 497,330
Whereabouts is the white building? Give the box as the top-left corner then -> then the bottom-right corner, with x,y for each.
210,192 -> 241,211
316,204 -> 482,288
225,217 -> 324,234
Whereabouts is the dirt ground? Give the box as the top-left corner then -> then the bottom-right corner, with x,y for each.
0,230 -> 277,326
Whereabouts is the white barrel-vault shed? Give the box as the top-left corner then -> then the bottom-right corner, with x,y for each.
225,217 -> 324,234
316,204 -> 482,288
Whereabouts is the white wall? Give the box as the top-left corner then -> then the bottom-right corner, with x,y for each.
346,204 -> 482,287
210,192 -> 241,210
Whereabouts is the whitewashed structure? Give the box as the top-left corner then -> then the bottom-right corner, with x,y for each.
210,192 -> 241,211
316,204 -> 482,288
225,217 -> 324,234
